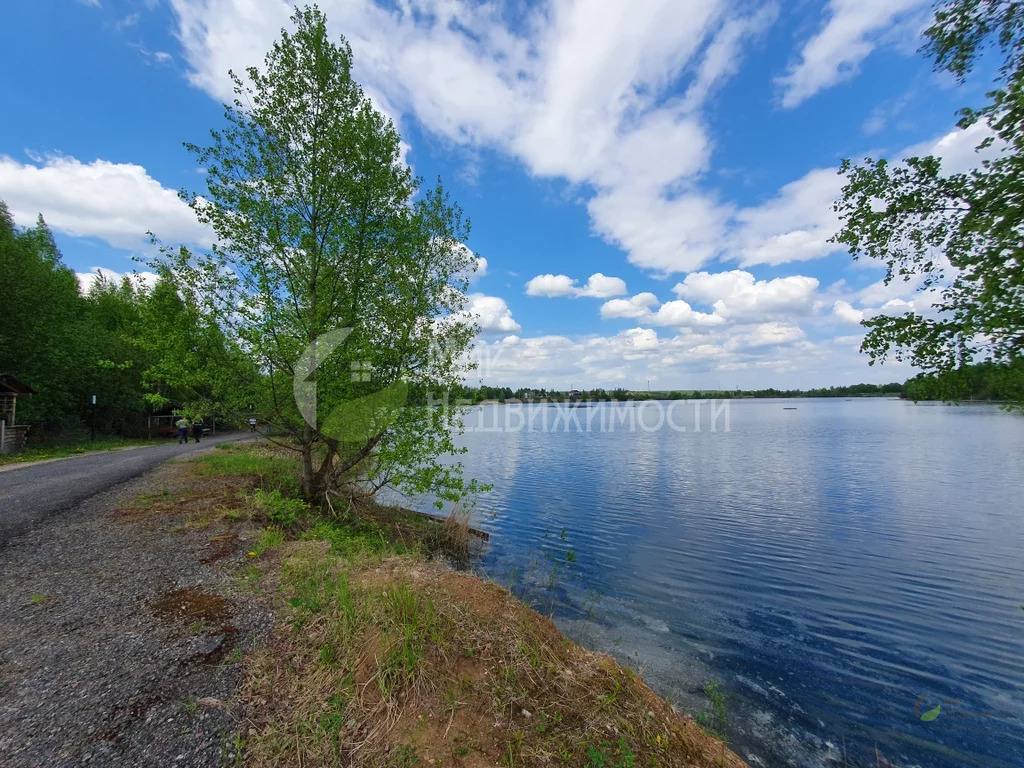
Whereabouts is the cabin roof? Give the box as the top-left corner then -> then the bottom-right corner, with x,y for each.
0,374 -> 37,396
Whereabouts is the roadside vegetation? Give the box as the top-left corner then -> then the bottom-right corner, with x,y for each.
0,436 -> 160,466
167,441 -> 744,768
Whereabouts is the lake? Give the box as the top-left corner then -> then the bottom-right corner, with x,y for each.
402,398 -> 1024,768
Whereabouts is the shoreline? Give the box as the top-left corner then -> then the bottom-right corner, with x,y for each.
0,442 -> 746,767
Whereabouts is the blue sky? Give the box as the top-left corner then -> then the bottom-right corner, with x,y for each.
0,0 -> 996,389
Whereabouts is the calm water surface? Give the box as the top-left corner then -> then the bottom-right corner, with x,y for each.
404,399 -> 1024,768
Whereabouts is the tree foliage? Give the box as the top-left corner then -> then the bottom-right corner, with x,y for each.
833,0 -> 1024,402
161,6 -> 482,503
0,203 -> 83,422
905,358 -> 1024,402
0,202 -> 237,435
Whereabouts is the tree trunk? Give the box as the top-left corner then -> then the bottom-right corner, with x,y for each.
300,423 -> 316,500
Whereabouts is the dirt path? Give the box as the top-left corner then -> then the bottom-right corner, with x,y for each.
0,454 -> 271,767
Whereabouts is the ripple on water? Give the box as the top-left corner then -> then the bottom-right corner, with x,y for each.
405,400 -> 1024,768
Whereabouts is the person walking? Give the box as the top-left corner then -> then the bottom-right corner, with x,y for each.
176,416 -> 189,445
249,417 -> 257,433
192,419 -> 203,444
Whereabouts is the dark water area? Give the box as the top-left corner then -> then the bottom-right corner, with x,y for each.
401,398 -> 1024,767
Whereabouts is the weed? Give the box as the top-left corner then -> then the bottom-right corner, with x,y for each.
225,732 -> 246,767
249,488 -> 309,527
439,503 -> 472,561
695,680 -> 728,737
372,585 -> 444,701
195,447 -> 300,497
241,564 -> 261,586
585,737 -> 636,768
602,678 -> 622,706
182,697 -> 199,716
29,593 -> 48,605
179,513 -> 211,532
304,519 -> 406,559
252,527 -> 284,556
0,437 -> 157,466
392,744 -> 421,766
587,743 -> 609,767
221,506 -> 246,522
319,642 -> 339,667
616,736 -> 636,768
501,731 -> 525,766
519,637 -> 543,670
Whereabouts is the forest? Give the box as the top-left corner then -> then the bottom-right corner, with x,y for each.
0,203 -> 249,440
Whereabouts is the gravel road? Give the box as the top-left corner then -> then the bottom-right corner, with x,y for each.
0,433 -> 248,547
0,446 -> 273,767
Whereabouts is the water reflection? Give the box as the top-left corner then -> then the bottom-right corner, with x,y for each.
406,399 -> 1024,768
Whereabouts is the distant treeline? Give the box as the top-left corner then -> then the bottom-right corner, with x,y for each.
438,382 -> 906,404
452,366 -> 1023,404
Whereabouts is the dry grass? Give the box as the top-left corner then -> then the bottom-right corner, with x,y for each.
241,545 -> 746,768
438,503 -> 472,563
125,443 -> 743,767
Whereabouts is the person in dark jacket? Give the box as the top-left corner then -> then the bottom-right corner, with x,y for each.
192,419 -> 203,443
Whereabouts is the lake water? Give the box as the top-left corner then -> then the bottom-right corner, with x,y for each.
403,398 -> 1024,768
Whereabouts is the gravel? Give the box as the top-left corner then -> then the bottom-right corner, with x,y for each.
0,457 -> 274,767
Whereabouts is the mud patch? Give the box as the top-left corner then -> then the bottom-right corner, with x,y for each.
152,586 -> 239,665
201,533 -> 240,564
152,587 -> 232,626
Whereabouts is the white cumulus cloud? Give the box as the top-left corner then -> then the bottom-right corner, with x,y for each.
0,154 -> 211,251
832,299 -> 865,324
526,272 -> 627,298
76,267 -> 161,294
675,270 -> 820,320
600,293 -> 660,320
166,0 -> 776,276
465,293 -> 521,333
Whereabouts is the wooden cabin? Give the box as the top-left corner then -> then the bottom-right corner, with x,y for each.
0,374 -> 36,453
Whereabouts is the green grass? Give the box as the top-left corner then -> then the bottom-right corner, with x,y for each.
249,488 -> 310,527
302,519 -> 410,559
194,445 -> 301,496
251,527 -> 285,557
0,437 -> 160,465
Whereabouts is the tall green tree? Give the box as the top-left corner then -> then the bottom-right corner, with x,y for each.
0,203 -> 84,422
833,0 -> 1024,402
136,271 -> 254,418
160,6 -> 481,502
81,274 -> 150,434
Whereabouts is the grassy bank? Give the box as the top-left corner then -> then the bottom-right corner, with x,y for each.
183,442 -> 745,767
0,436 -> 161,466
